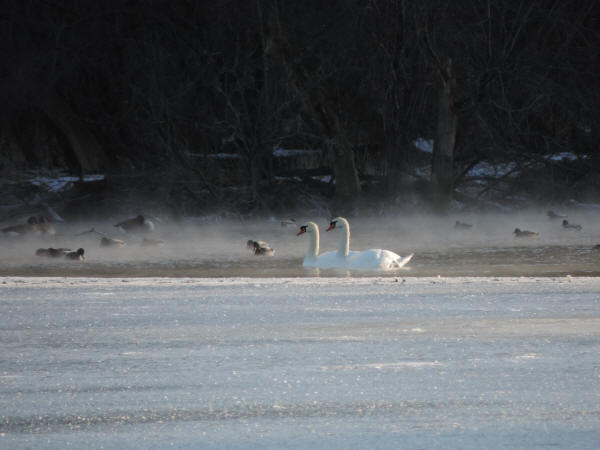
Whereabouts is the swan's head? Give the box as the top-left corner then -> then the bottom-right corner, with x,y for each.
297,222 -> 317,236
326,217 -> 347,232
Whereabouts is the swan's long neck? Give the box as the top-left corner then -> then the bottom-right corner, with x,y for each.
306,225 -> 319,261
337,218 -> 350,257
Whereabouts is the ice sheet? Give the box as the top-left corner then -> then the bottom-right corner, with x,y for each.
1,277 -> 599,448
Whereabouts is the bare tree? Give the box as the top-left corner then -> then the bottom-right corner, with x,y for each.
263,0 -> 361,209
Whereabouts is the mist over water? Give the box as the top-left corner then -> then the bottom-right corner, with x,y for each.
1,209 -> 599,277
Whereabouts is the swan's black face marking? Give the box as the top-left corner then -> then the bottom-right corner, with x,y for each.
297,225 -> 307,236
326,220 -> 337,231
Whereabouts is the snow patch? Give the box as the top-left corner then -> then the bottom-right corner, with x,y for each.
413,138 -> 434,153
272,147 -> 321,158
545,152 -> 585,162
275,176 -> 303,182
466,161 -> 518,178
206,152 -> 241,159
30,173 -> 105,192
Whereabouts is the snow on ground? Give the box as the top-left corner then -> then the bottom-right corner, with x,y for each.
466,161 -> 518,179
30,173 -> 105,192
413,138 -> 434,153
272,148 -> 321,158
1,276 -> 599,449
205,152 -> 241,159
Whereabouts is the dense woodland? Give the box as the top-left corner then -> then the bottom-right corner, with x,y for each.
1,0 -> 599,220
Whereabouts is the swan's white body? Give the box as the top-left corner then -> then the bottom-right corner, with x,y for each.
327,217 -> 413,270
297,218 -> 413,270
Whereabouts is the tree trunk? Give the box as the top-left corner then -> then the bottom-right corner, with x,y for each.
43,92 -> 109,174
263,1 -> 361,208
430,56 -> 456,213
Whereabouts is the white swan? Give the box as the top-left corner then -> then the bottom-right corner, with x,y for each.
326,217 -> 413,270
296,222 -> 339,268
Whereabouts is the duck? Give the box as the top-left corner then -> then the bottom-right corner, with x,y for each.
247,240 -> 274,255
1,216 -> 40,237
547,210 -> 567,220
114,215 -> 155,233
36,247 -> 71,258
454,220 -> 472,230
325,217 -> 413,270
141,238 -> 165,247
36,216 -> 56,235
76,227 -> 126,247
100,236 -> 126,247
280,219 -> 297,228
65,248 -> 85,260
562,220 -> 582,231
513,228 -> 539,238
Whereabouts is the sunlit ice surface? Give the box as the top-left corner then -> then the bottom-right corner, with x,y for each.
1,277 -> 599,449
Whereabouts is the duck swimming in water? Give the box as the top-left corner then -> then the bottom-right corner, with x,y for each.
114,215 -> 155,233
65,248 -> 85,260
547,210 -> 567,220
513,228 -> 539,238
36,216 -> 56,235
36,248 -> 71,258
100,236 -> 126,247
247,240 -> 274,256
1,217 -> 40,237
562,220 -> 582,231
454,220 -> 472,230
141,238 -> 165,247
280,219 -> 297,228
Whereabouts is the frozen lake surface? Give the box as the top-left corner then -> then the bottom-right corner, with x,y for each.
1,276 -> 599,449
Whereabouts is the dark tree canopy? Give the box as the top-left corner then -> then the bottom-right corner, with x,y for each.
1,0 -> 599,218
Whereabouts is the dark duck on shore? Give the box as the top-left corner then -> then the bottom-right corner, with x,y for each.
562,220 -> 582,231
65,248 -> 85,260
36,248 -> 71,258
247,240 -> 275,256
513,228 -> 539,238
114,215 -> 155,233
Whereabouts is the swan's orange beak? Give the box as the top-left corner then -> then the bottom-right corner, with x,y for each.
326,221 -> 336,231
297,227 -> 306,236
